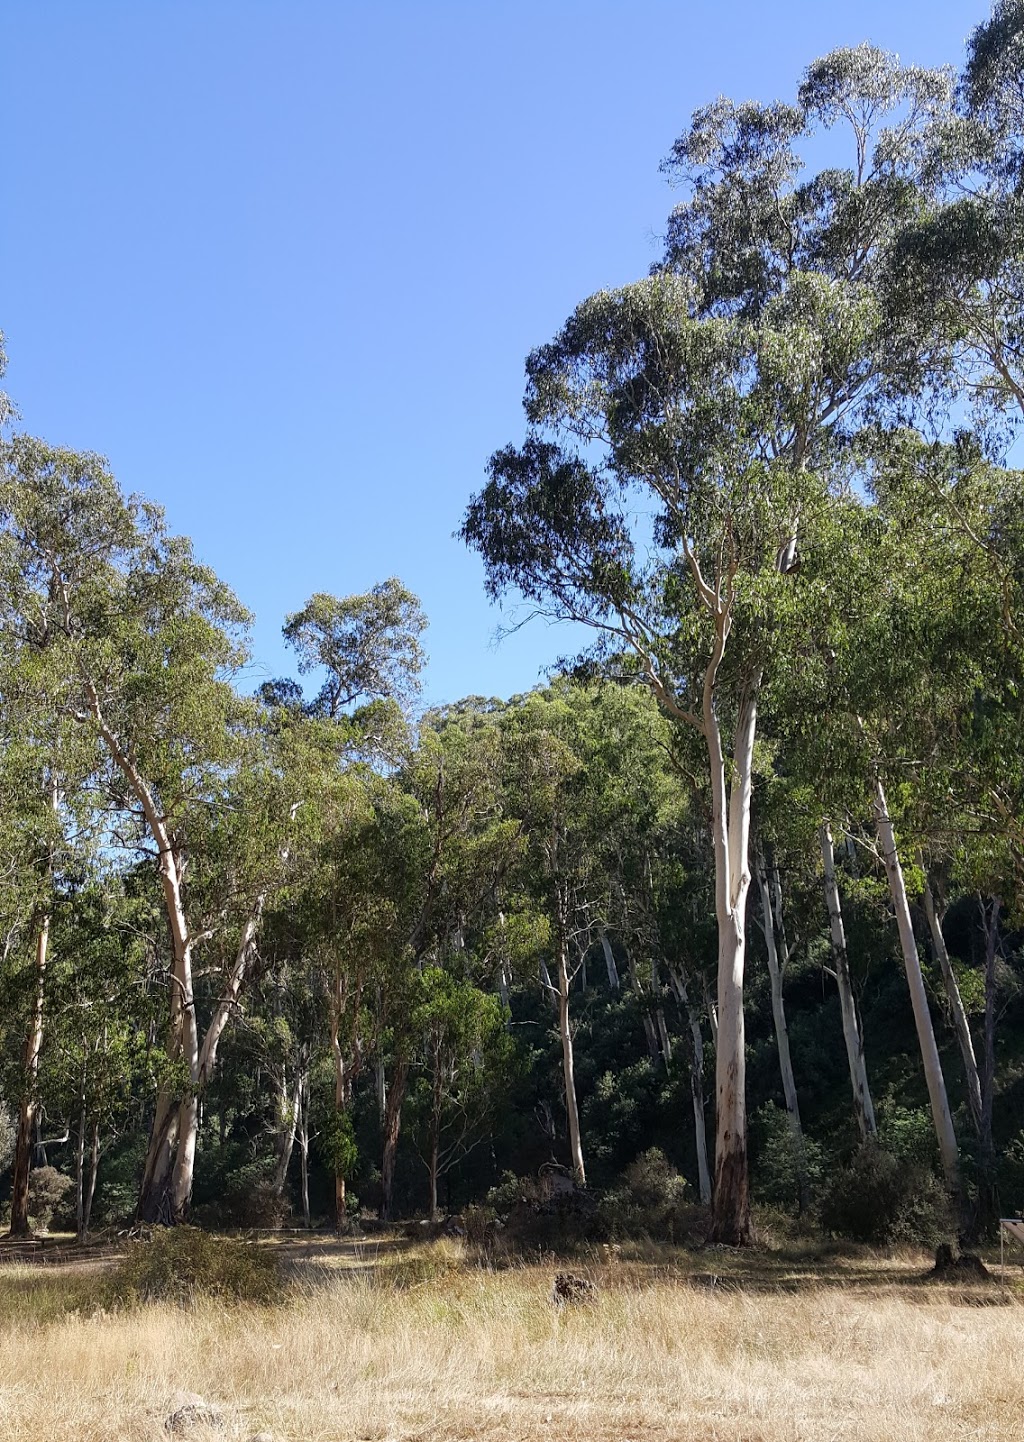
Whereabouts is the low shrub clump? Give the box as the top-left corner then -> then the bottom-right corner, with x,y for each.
106,1226 -> 282,1306
598,1148 -> 704,1242
27,1166 -> 74,1232
819,1144 -> 953,1246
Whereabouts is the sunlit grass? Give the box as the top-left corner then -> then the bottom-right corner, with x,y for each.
0,1236 -> 1021,1440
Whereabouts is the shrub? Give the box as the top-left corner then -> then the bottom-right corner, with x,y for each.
473,1172 -> 603,1256
107,1226 -> 282,1306
598,1149 -> 701,1242
819,1145 -> 953,1246
28,1166 -> 73,1232
191,1161 -> 289,1230
751,1103 -> 826,1211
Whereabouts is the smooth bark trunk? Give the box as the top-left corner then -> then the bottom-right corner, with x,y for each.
599,929 -> 620,991
9,912 -> 51,1238
273,1068 -> 302,1195
298,1074 -> 311,1229
872,779 -> 961,1199
923,882 -> 983,1137
74,1066 -> 87,1243
556,926 -> 586,1187
83,1120 -> 100,1240
706,680 -> 758,1246
820,822 -> 877,1140
755,854 -> 808,1211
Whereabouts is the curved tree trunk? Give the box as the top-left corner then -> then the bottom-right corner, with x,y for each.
820,822 -> 877,1141
872,779 -> 960,1200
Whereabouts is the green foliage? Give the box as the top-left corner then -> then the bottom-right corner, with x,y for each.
751,1104 -> 826,1210
27,1166 -> 73,1232
820,1146 -> 954,1246
107,1228 -> 282,1306
598,1148 -> 697,1241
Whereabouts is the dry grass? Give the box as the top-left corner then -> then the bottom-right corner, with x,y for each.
0,1236 -> 1022,1441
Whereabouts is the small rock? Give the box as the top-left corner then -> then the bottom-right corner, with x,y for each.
165,1391 -> 225,1432
551,1271 -> 597,1307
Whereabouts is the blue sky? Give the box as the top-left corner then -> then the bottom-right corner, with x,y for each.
3,1 -> 985,707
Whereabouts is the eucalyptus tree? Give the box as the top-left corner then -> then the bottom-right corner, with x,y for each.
407,966 -> 512,1220
257,581 -> 429,1226
0,438 -> 306,1220
463,49 -> 949,1242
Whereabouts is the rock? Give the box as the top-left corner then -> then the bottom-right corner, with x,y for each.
551,1271 -> 598,1307
164,1391 -> 225,1432
248,1433 -> 277,1442
930,1243 -> 991,1281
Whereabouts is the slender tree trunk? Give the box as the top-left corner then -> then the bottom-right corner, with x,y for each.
83,1120 -> 100,1240
820,822 -> 877,1140
755,853 -> 808,1211
555,920 -> 586,1187
298,1074 -> 311,1229
872,779 -> 961,1199
74,1060 -> 87,1243
379,1055 -> 409,1221
330,988 -> 348,1228
978,895 -> 1000,1229
670,968 -> 712,1205
273,1068 -> 302,1196
599,929 -> 620,991
428,1131 -> 440,1223
9,911 -> 51,1238
923,881 -> 983,1137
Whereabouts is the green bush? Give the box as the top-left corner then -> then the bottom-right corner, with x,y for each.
819,1145 -> 953,1246
28,1166 -> 73,1231
106,1226 -> 282,1306
598,1148 -> 700,1241
751,1103 -> 825,1210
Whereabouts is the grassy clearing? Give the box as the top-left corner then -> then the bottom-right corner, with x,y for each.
0,1237 -> 1021,1441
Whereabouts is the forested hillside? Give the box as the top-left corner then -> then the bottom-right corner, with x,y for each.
4,6 -> 1024,1250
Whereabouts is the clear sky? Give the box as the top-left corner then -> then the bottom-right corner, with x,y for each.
3,1 -> 986,707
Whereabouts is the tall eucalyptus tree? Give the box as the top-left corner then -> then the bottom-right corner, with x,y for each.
464,48 -> 949,1242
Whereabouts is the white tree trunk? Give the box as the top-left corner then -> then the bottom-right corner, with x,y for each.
820,822 -> 877,1141
872,779 -> 960,1197
273,1067 -> 302,1195
923,881 -> 983,1137
599,929 -> 620,991
755,853 -> 808,1209
704,671 -> 758,1246
555,925 -> 585,1187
